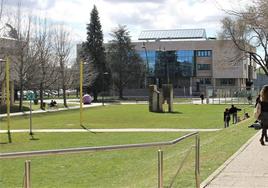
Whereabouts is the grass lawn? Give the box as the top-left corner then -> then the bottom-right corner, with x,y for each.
0,104 -> 253,130
0,102 -> 79,114
0,118 -> 257,188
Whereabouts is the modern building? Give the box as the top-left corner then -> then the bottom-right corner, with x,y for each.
134,28 -> 256,95
0,37 -> 20,105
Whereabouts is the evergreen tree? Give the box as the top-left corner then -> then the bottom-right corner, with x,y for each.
107,25 -> 143,99
83,5 -> 107,101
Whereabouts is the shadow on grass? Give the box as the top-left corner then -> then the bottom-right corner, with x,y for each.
30,137 -> 40,141
153,111 -> 183,114
0,142 -> 8,145
80,124 -> 97,134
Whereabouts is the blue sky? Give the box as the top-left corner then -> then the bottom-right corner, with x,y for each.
2,0 -> 252,41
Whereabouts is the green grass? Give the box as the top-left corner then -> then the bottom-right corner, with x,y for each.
0,102 -> 79,114
0,104 -> 252,130
0,118 -> 256,188
0,105 -> 30,114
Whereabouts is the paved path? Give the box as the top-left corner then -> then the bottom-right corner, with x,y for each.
0,103 -> 103,118
202,131 -> 268,188
0,128 -> 221,134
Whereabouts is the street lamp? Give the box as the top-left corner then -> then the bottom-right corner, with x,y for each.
79,60 -> 86,126
142,42 -> 149,87
0,58 -> 12,143
102,72 -> 109,106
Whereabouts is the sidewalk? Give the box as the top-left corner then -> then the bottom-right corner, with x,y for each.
0,103 -> 103,118
0,128 -> 221,134
202,131 -> 268,188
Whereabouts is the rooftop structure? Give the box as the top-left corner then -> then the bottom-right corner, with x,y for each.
138,29 -> 207,41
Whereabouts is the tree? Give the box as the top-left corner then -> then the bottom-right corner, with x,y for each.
107,25 -> 143,99
220,0 -> 268,76
10,1 -> 34,111
53,24 -> 72,107
83,5 -> 106,101
33,18 -> 57,109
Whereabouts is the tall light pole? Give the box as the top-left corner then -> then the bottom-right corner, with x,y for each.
79,60 -> 84,126
142,42 -> 149,87
102,72 -> 109,106
1,58 -> 12,143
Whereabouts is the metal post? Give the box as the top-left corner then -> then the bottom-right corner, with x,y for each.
24,160 -> 31,188
29,100 -> 33,136
102,72 -> 104,106
158,149 -> 164,188
6,57 -> 11,143
195,135 -> 200,188
79,61 -> 83,126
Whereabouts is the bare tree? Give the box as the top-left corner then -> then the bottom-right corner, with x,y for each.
220,0 -> 268,76
32,18 -> 58,109
7,1 -> 35,111
53,24 -> 72,107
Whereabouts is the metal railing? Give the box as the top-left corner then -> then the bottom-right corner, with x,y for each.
0,132 -> 200,188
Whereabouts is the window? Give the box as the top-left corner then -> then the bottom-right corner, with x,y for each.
196,50 -> 212,57
200,78 -> 211,85
197,64 -> 211,70
220,79 -> 235,86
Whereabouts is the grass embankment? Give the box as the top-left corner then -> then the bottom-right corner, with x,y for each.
0,104 -> 256,187
0,118 -> 256,188
0,104 -> 251,129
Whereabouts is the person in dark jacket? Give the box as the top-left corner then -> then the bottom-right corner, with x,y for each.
200,94 -> 204,104
258,85 -> 268,145
224,108 -> 230,128
229,105 -> 241,124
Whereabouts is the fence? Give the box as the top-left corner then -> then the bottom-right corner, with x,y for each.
0,132 -> 200,188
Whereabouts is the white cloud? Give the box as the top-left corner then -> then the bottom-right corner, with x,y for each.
1,0 -> 254,58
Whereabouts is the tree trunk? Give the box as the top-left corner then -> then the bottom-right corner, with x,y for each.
60,60 -> 67,107
19,83 -> 23,112
39,83 -> 44,110
119,87 -> 124,99
93,91 -> 98,102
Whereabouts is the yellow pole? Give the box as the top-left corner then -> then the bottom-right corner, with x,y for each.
80,61 -> 83,126
6,57 -> 11,143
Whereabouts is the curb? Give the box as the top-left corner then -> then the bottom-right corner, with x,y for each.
200,130 -> 260,188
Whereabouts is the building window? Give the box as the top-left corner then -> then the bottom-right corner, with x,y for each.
220,78 -> 235,86
200,78 -> 211,85
197,64 -> 211,70
196,50 -> 212,57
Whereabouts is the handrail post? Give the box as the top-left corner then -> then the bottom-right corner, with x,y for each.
195,135 -> 200,188
158,149 -> 163,188
24,160 -> 31,188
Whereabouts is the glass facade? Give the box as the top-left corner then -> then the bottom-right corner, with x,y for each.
138,49 -> 211,86
137,50 -> 156,76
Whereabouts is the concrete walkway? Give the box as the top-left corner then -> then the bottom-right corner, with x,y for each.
0,128 -> 221,134
0,103 -> 103,118
202,131 -> 268,188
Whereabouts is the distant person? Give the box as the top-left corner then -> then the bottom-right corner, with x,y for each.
229,105 -> 241,124
200,94 -> 204,104
224,108 -> 230,128
255,85 -> 268,145
243,113 -> 250,119
50,100 -> 57,107
247,95 -> 252,104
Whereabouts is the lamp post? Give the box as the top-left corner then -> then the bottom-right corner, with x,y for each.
79,60 -> 84,126
142,42 -> 149,87
0,58 -> 12,143
102,72 -> 109,106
